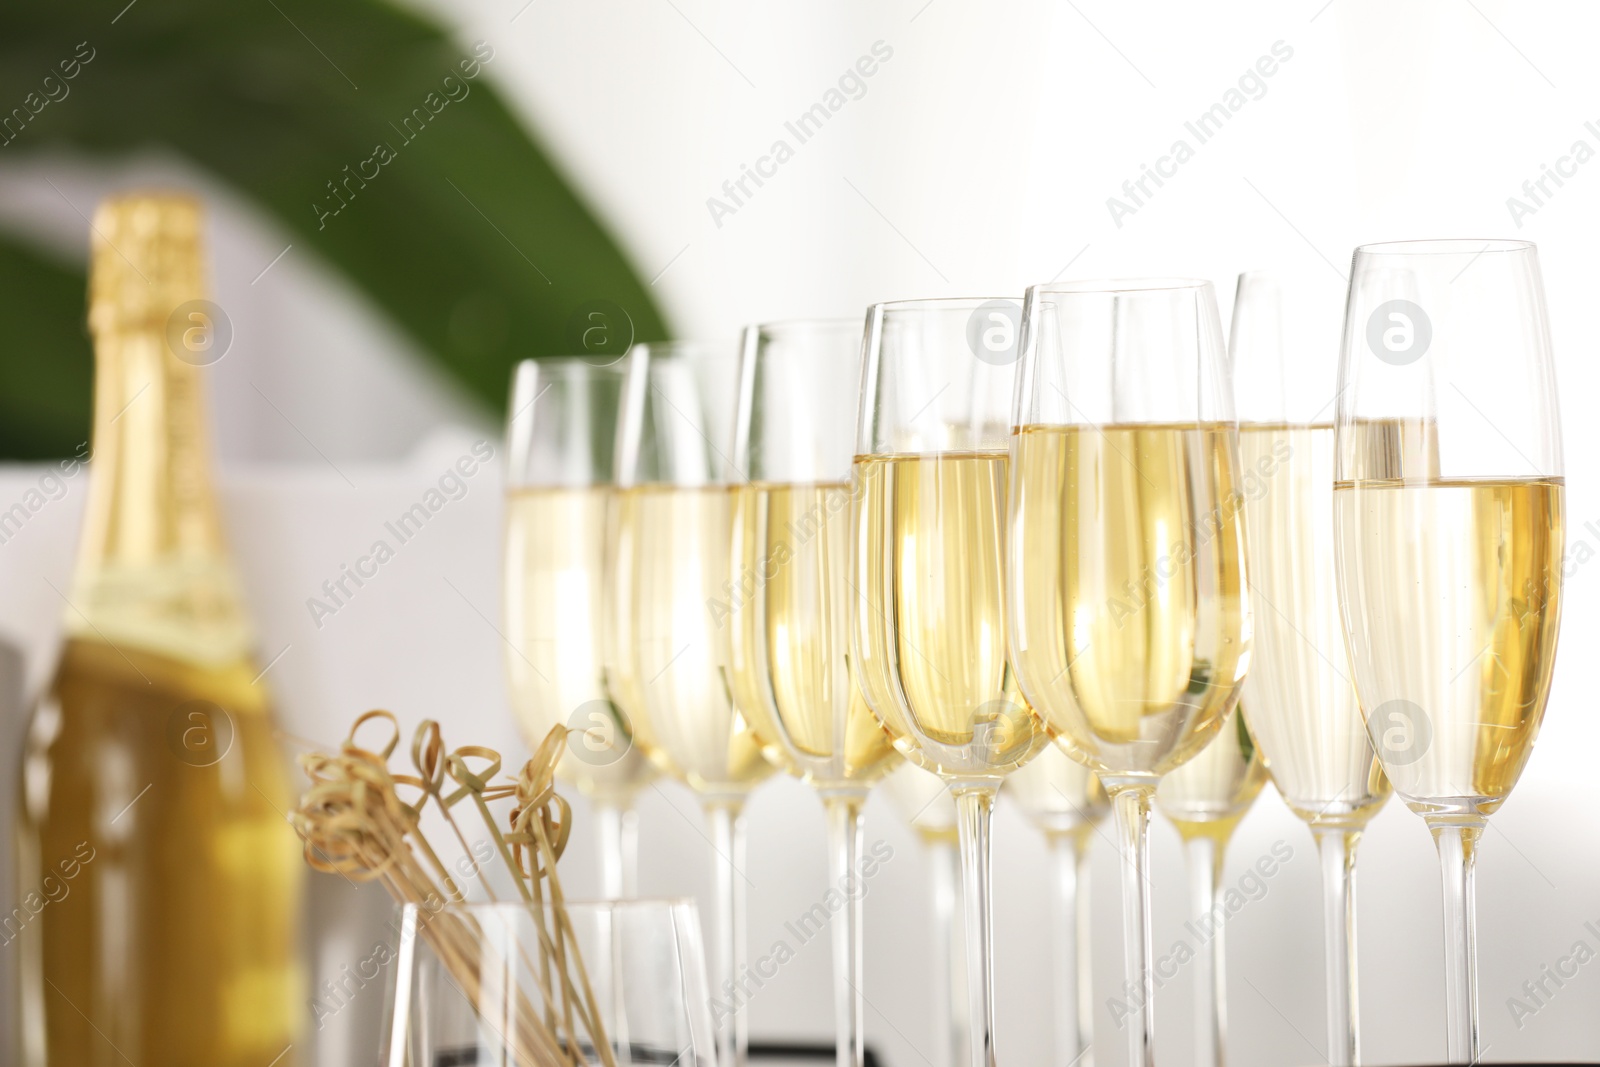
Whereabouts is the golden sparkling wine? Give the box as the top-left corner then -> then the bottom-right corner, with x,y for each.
611,485 -> 775,797
1005,742 -> 1109,839
727,482 -> 897,789
503,486 -> 655,802
1237,424 -> 1389,827
852,452 -> 1046,777
1008,424 -> 1251,780
15,194 -> 303,1067
1333,474 -> 1563,817
1155,705 -> 1268,841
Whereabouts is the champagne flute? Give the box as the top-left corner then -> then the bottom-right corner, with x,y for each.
852,297 -> 1050,1067
1005,744 -> 1110,1067
1153,705 -> 1267,1067
883,762 -> 967,1067
1230,268 -> 1391,1067
613,340 -> 780,1067
1008,279 -> 1251,1067
503,358 -> 656,898
727,319 -> 902,1067
1333,240 -> 1564,1064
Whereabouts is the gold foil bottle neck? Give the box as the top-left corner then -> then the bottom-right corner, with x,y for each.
88,192 -> 206,336
72,189 -> 253,666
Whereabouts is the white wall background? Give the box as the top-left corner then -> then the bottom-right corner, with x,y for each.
3,1 -> 1600,1065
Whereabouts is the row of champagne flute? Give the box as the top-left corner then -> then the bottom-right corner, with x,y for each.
502,311 -> 1257,1067
504,240 -> 1564,1067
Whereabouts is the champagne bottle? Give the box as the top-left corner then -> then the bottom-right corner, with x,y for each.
14,193 -> 304,1066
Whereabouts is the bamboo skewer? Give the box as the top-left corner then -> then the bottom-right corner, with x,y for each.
292,712 -> 618,1067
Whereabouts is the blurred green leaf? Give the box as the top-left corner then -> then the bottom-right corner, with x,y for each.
0,236 -> 92,459
0,0 -> 667,457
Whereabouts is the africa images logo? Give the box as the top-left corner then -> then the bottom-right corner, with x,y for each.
1366,300 -> 1431,366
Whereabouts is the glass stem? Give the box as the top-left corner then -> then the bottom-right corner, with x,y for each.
1109,784 -> 1157,1067
824,793 -> 869,1067
1048,831 -> 1087,1067
594,801 -> 639,900
1186,833 -> 1226,1067
928,837 -> 967,1067
1430,819 -> 1484,1066
953,784 -> 999,1067
1075,836 -> 1094,1067
706,799 -> 750,1067
1314,828 -> 1362,1067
